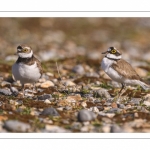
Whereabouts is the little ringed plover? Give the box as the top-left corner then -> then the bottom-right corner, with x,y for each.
12,45 -> 43,97
101,47 -> 149,93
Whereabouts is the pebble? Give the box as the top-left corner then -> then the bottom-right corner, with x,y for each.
118,104 -> 125,109
82,93 -> 93,98
72,65 -> 85,74
61,80 -> 76,86
0,88 -> 12,96
111,102 -> 118,108
110,124 -> 124,133
44,125 -> 71,133
95,88 -> 111,99
130,98 -> 141,105
143,101 -> 150,107
56,107 -> 64,111
10,86 -> 19,96
98,112 -> 115,118
38,94 -> 52,101
1,81 -> 10,87
89,107 -> 99,113
77,109 -> 96,122
41,107 -> 59,116
4,120 -> 31,132
44,99 -> 51,104
107,108 -> 122,113
85,72 -> 99,78
40,80 -> 54,88
64,106 -> 72,111
71,122 -> 82,130
81,102 -> 87,108
97,106 -> 104,111
102,125 -> 111,133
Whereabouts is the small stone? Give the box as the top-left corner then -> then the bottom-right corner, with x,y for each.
66,94 -> 82,103
4,120 -> 31,132
118,104 -> 125,109
111,102 -> 118,108
97,106 -> 104,111
77,109 -> 96,122
44,125 -> 71,133
44,99 -> 51,104
10,86 -> 19,96
40,80 -> 54,88
95,88 -> 111,99
1,81 -> 10,87
110,124 -> 124,133
102,125 -> 111,133
62,80 -> 76,86
46,72 -> 54,77
0,88 -> 12,96
81,102 -> 87,108
72,65 -> 85,75
130,98 -> 140,105
108,108 -> 122,113
89,107 -> 99,113
41,107 -> 59,116
64,106 -> 72,111
56,107 -> 64,111
85,72 -> 99,78
143,101 -> 150,107
71,122 -> 82,130
38,94 -> 52,101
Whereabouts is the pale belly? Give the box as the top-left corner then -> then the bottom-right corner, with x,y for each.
101,57 -> 124,83
12,62 -> 41,84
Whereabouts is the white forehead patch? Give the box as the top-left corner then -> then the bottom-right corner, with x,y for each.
18,50 -> 33,58
107,47 -> 117,52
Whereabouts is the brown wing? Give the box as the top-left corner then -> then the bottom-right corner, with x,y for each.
111,59 -> 141,80
33,56 -> 43,77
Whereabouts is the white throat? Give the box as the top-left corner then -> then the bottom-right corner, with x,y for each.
106,53 -> 122,60
18,50 -> 33,58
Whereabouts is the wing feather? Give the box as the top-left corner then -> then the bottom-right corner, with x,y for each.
111,59 -> 140,80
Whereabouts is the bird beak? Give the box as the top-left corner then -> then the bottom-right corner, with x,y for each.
101,51 -> 108,54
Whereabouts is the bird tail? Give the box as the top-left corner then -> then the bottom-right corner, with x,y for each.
137,80 -> 150,90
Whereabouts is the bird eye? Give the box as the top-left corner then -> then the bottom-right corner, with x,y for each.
111,49 -> 116,54
23,48 -> 28,52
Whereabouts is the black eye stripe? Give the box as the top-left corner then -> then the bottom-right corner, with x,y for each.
17,46 -> 22,49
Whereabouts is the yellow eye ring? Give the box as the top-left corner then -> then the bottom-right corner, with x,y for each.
111,50 -> 116,53
23,48 -> 28,52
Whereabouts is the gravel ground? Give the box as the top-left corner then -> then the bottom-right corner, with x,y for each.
0,18 -> 150,132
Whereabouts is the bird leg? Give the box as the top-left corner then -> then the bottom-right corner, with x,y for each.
32,83 -> 37,95
21,84 -> 25,98
119,83 -> 125,94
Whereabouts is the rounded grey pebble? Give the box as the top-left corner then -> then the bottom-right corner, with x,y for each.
0,88 -> 12,96
118,104 -> 125,109
130,98 -> 140,105
97,106 -> 104,111
38,94 -> 52,101
95,89 -> 111,99
110,124 -> 124,133
10,86 -> 19,96
82,93 -> 93,98
41,107 -> 59,116
77,109 -> 96,122
108,108 -> 121,113
64,106 -> 72,111
72,65 -> 85,74
4,120 -> 31,132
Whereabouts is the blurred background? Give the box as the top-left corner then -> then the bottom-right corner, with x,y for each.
0,18 -> 150,62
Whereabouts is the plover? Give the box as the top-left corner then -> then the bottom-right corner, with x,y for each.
101,47 -> 149,93
12,45 -> 43,97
